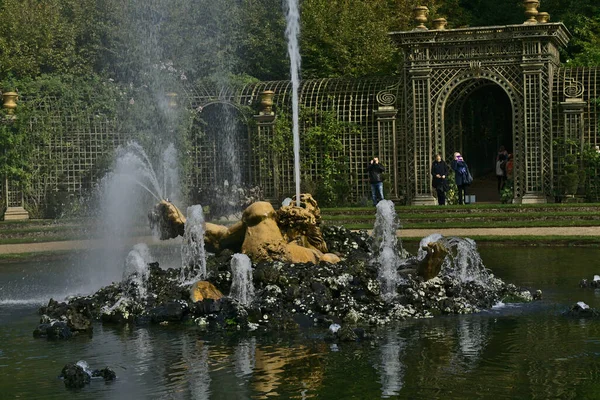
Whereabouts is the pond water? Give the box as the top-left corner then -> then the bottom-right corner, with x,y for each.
1,245 -> 600,399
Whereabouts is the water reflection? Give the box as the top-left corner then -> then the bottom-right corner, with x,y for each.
378,329 -> 406,398
185,340 -> 211,400
5,247 -> 600,398
234,337 -> 256,378
453,316 -> 490,372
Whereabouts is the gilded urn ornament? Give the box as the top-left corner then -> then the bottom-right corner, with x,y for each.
413,6 -> 429,30
2,91 -> 18,117
536,12 -> 550,23
432,18 -> 447,30
523,0 -> 539,24
259,90 -> 275,114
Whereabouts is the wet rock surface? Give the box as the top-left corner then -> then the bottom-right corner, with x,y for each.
60,363 -> 90,388
563,302 -> 600,318
60,361 -> 116,388
35,227 -> 538,337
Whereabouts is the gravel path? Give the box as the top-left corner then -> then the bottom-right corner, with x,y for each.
0,227 -> 599,255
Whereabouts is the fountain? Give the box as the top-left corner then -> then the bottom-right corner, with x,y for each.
372,200 -> 402,299
229,254 -> 254,306
20,0 -> 541,357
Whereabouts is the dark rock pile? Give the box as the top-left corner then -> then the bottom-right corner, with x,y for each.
35,226 -> 538,338
563,302 -> 600,318
579,276 -> 600,288
60,361 -> 116,389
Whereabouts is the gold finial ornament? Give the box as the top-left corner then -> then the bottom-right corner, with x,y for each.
536,12 -> 550,23
523,0 -> 540,24
413,6 -> 429,30
432,18 -> 447,30
2,91 -> 17,116
259,90 -> 275,114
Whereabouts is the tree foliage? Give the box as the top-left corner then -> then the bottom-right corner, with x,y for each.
0,0 -> 598,82
0,0 -> 112,78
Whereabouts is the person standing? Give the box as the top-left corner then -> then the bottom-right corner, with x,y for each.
368,157 -> 385,206
496,153 -> 507,192
431,154 -> 449,206
451,152 -> 471,205
506,153 -> 514,179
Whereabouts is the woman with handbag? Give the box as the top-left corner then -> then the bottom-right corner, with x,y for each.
431,154 -> 449,205
451,152 -> 472,205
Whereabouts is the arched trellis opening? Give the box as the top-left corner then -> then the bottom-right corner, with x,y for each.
434,71 -> 523,202
189,100 -> 252,200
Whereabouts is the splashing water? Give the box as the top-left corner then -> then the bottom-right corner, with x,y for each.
372,200 -> 402,299
181,205 -> 207,283
90,141 -> 180,290
112,142 -> 164,200
441,237 -> 493,285
285,0 -> 301,206
76,360 -> 93,378
229,254 -> 254,306
123,243 -> 153,299
417,233 -> 444,260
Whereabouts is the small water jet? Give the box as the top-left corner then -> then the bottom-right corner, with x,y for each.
229,254 -> 255,306
440,237 -> 493,285
181,205 -> 207,283
123,243 -> 153,299
372,200 -> 403,299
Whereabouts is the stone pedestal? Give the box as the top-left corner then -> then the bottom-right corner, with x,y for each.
3,206 -> 29,220
520,193 -> 547,204
412,195 -> 437,206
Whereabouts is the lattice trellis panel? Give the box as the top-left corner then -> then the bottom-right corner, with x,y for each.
553,68 -> 600,146
188,77 -> 402,204
25,115 -> 123,205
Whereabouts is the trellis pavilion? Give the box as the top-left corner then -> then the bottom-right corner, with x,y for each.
2,3 -> 600,219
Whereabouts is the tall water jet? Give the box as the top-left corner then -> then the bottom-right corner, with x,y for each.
181,205 -> 207,283
372,200 -> 402,299
229,254 -> 255,306
285,0 -> 302,206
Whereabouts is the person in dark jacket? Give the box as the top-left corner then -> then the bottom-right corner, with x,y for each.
431,154 -> 449,206
451,152 -> 471,205
367,157 -> 385,206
